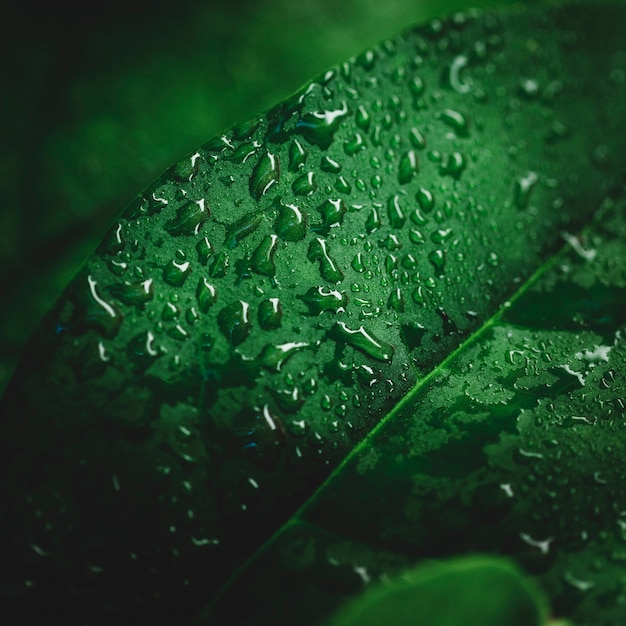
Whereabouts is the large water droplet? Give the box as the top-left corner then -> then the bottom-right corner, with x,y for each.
257,341 -> 310,372
165,199 -> 210,236
250,235 -> 279,277
398,150 -> 419,184
250,151 -> 280,200
298,286 -> 348,315
295,101 -> 349,149
307,238 -> 344,282
331,322 -> 394,363
387,194 -> 406,228
196,278 -> 217,313
274,202 -> 308,241
288,139 -> 308,171
108,279 -> 154,307
217,301 -> 251,345
163,255 -> 192,287
292,172 -> 318,196
258,298 -> 282,329
313,199 -> 347,234
224,211 -> 263,249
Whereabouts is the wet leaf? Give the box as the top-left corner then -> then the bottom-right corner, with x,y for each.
1,2 -> 626,625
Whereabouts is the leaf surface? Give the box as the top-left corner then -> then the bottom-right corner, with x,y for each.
1,2 -> 625,624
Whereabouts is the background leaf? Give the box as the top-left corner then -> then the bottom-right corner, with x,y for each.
325,556 -> 549,626
1,1 -> 625,624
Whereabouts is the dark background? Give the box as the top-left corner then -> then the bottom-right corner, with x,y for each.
0,0 -> 548,393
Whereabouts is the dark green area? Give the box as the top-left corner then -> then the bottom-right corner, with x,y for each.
1,1 -> 625,625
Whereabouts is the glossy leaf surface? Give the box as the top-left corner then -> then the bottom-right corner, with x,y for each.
1,2 -> 625,624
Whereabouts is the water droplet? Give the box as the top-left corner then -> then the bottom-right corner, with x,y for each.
409,75 -> 425,98
387,288 -> 405,312
518,78 -> 540,99
514,171 -> 539,209
398,150 -> 419,184
448,55 -> 471,94
165,199 -> 209,236
224,211 -> 263,249
292,171 -> 318,196
250,235 -> 279,277
196,237 -> 213,265
401,322 -> 425,349
163,256 -> 191,287
257,341 -> 310,372
439,108 -> 470,137
439,151 -> 466,179
351,253 -> 366,273
409,128 -> 426,150
217,301 -> 251,345
344,132 -> 367,156
109,279 -> 154,306
387,194 -> 406,228
335,176 -> 352,194
356,49 -> 376,70
288,139 -> 308,171
313,198 -> 347,234
320,156 -> 342,173
307,238 -> 344,282
295,101 -> 349,149
378,234 -> 402,251
298,286 -> 348,315
365,206 -> 382,234
196,278 -> 217,313
355,105 -> 371,130
428,249 -> 446,275
274,201 -> 308,241
258,298 -> 282,329
228,141 -> 260,164
208,251 -> 229,278
416,187 -> 435,212
430,228 -> 453,244
250,151 -> 280,200
331,322 -> 394,363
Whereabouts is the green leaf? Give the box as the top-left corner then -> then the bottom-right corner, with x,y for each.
1,2 -> 625,624
325,556 -> 549,626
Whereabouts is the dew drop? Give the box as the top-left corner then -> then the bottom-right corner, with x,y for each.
313,198 -> 347,234
196,237 -> 213,265
165,199 -> 210,236
163,255 -> 192,287
439,108 -> 470,137
288,139 -> 308,171
257,341 -> 310,372
196,278 -> 217,313
298,286 -> 348,315
439,152 -> 466,179
274,202 -> 308,241
224,211 -> 263,249
398,150 -> 419,184
307,238 -> 344,283
109,279 -> 154,306
250,234 -> 279,277
250,151 -> 280,200
217,301 -> 251,345
331,321 -> 394,363
292,171 -> 318,196
387,194 -> 406,228
295,101 -> 349,149
514,171 -> 539,209
258,298 -> 282,329
428,249 -> 446,275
